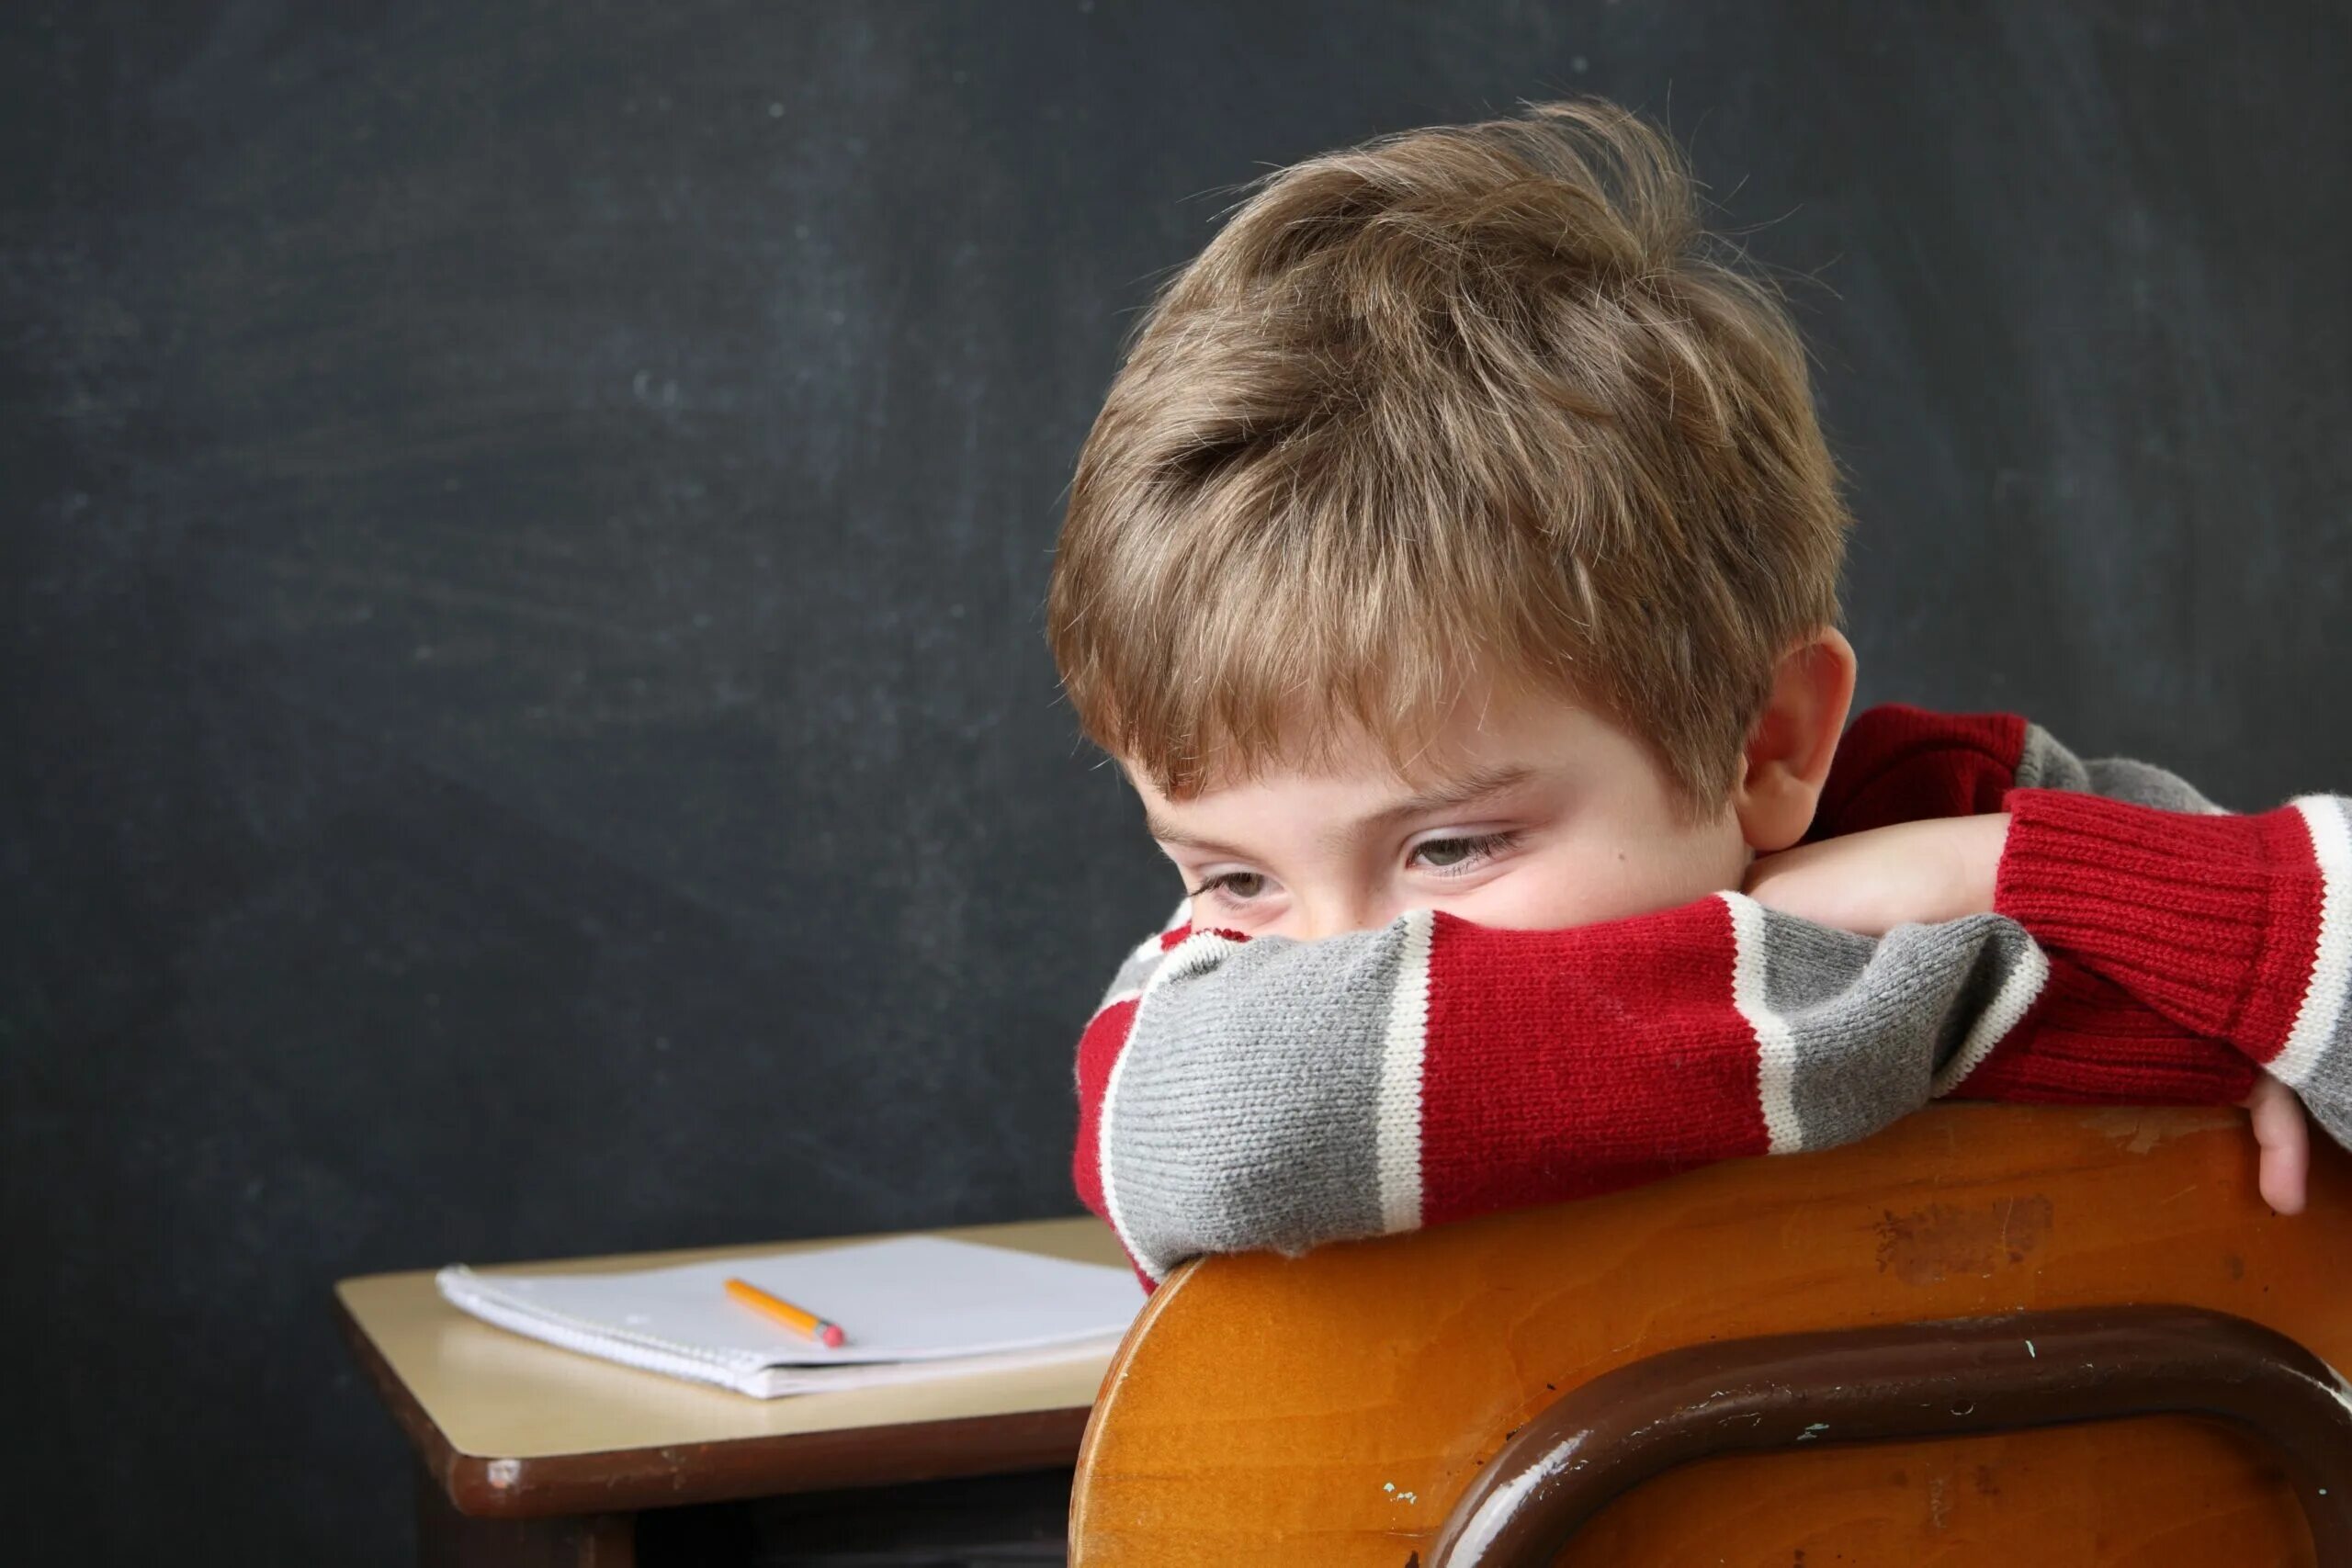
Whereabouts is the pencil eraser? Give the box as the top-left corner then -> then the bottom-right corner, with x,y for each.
820,1323 -> 845,1348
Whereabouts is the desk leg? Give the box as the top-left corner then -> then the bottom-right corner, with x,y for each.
414,1466 -> 636,1568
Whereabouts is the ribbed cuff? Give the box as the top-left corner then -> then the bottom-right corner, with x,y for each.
1994,788 -> 2322,1054
1953,953 -> 2258,1107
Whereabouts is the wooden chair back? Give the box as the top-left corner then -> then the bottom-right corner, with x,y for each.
1069,1104 -> 2352,1566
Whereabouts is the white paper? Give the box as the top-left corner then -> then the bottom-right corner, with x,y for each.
436,1235 -> 1144,1397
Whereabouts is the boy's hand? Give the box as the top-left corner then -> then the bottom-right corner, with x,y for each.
2245,1071 -> 2311,1214
1744,812 -> 2312,1215
1740,813 -> 2010,936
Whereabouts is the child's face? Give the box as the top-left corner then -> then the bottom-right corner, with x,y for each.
1124,680 -> 1751,942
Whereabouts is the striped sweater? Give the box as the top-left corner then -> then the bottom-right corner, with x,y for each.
1070,705 -> 2352,1291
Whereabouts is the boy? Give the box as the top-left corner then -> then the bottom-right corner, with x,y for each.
1044,98 -> 2349,1291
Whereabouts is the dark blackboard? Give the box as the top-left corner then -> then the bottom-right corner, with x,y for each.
5,3 -> 2346,1561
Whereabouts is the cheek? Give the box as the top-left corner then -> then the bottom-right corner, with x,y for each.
1455,818 -> 1748,931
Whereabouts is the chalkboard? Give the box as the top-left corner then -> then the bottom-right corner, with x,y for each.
5,4 -> 2346,1562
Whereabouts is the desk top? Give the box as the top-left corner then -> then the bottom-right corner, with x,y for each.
334,1215 -> 1132,1518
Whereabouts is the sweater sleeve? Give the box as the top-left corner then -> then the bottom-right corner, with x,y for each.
1894,713 -> 2352,1141
1988,766 -> 2352,1147
1070,890 -> 2256,1289
1801,705 -> 2256,1112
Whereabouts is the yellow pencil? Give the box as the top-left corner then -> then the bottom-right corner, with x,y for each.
724,1276 -> 847,1348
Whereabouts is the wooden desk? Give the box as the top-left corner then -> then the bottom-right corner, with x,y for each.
335,1216 -> 1131,1567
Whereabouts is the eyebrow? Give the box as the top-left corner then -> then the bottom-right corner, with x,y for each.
1143,762 -> 1538,857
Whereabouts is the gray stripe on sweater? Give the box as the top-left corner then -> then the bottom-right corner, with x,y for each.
1761,912 -> 1877,1014
1105,923 -> 1407,1271
1766,909 -> 2037,1148
2018,723 -> 2223,813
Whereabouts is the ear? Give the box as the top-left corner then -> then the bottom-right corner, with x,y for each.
1731,626 -> 1859,853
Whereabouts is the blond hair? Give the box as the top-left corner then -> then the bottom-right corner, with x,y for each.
1046,97 -> 1849,818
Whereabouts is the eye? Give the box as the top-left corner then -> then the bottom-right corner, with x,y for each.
1186,870 -> 1271,904
1408,829 -> 1521,876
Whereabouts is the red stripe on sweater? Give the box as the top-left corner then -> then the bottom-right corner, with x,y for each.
1069,997 -> 1139,1245
2242,807 -> 2331,1064
1416,899 -> 1767,1226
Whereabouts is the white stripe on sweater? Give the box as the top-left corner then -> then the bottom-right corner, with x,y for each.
1374,909 -> 1433,1234
1930,937 -> 2051,1097
1723,892 -> 1803,1154
2274,796 -> 2352,1089
1097,929 -> 1247,1284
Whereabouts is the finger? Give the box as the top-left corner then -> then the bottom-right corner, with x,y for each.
2245,1075 -> 2312,1215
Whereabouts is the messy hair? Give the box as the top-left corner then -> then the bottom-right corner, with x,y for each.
1046,96 -> 1849,818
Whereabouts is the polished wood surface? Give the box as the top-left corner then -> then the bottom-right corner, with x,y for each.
1069,1104 -> 2352,1565
336,1214 -> 1133,1518
1429,1304 -> 2352,1565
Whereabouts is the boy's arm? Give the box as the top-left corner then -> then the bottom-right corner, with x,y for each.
1992,778 -> 2352,1143
1071,893 -> 2254,1289
1852,705 -> 2352,1144
1764,705 -> 2346,1196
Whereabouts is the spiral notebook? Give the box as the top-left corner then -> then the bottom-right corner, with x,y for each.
436,1235 -> 1144,1398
